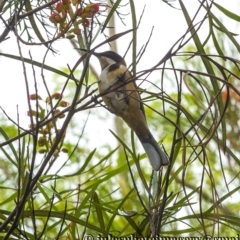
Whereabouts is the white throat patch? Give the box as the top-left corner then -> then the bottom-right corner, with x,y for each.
101,57 -> 117,69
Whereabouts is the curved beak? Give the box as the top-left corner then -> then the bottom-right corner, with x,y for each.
78,48 -> 99,56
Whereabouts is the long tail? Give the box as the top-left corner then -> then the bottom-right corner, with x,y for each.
137,134 -> 169,171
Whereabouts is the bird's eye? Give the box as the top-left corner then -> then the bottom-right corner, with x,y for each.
117,74 -> 125,82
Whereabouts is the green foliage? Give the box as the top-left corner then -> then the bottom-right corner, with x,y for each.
0,0 -> 240,238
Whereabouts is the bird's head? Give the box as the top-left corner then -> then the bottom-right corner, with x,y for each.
92,51 -> 126,70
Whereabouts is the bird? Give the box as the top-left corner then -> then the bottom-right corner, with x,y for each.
92,50 -> 169,171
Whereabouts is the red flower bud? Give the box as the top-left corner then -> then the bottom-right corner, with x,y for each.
29,94 -> 42,100
55,13 -> 62,22
49,11 -> 66,24
49,13 -> 57,24
58,100 -> 69,107
29,94 -> 36,100
52,92 -> 62,99
78,4 -> 100,19
46,93 -> 62,103
92,3 -> 100,13
55,2 -> 63,12
73,28 -> 81,35
78,8 -> 84,16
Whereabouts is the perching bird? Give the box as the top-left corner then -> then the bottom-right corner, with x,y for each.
92,50 -> 169,171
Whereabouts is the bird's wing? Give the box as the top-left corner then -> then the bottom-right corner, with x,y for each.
127,70 -> 146,120
134,81 -> 146,120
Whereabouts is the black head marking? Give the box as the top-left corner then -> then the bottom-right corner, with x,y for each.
93,51 -> 126,68
98,51 -> 125,64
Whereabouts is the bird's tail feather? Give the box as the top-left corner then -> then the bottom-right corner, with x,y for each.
138,134 -> 169,171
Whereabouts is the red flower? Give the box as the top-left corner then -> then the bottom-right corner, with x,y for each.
78,3 -> 100,19
55,2 -> 63,12
49,12 -> 64,24
78,8 -> 84,16
85,3 -> 100,13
